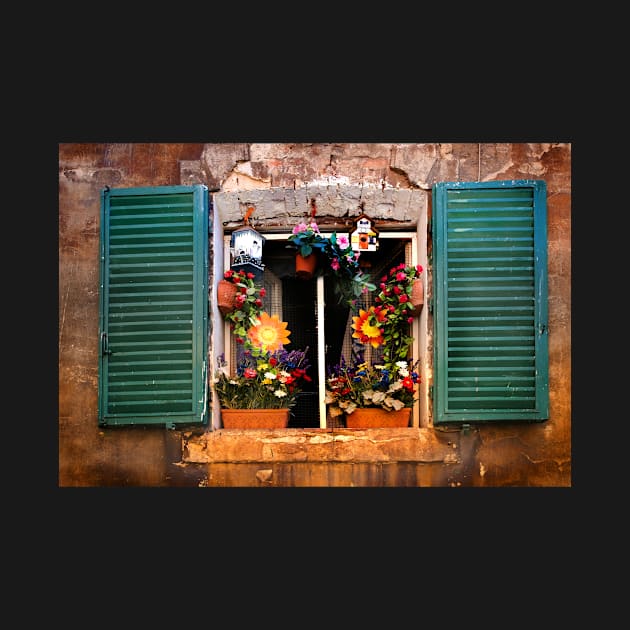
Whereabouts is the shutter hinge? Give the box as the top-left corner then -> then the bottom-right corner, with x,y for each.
461,423 -> 471,435
429,384 -> 434,399
165,422 -> 176,430
428,299 -> 433,313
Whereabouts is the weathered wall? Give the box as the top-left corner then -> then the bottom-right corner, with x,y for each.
58,142 -> 571,487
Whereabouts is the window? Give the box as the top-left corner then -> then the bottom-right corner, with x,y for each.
432,180 -> 549,423
98,185 -> 209,427
219,233 -> 422,428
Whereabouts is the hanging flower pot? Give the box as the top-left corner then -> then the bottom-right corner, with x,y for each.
295,253 -> 317,280
217,279 -> 238,316
408,278 -> 424,316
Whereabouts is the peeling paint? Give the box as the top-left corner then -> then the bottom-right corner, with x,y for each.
482,160 -> 515,181
256,469 -> 273,483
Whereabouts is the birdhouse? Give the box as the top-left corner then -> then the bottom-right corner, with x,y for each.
230,225 -> 266,282
350,213 -> 379,252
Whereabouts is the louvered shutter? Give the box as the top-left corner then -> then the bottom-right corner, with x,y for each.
98,185 -> 208,427
432,180 -> 549,424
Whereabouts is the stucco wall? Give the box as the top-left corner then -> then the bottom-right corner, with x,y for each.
58,143 -> 571,487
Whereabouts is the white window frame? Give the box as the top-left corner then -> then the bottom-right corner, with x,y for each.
213,231 -> 427,429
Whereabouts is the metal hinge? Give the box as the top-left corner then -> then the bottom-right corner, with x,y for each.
461,423 -> 471,435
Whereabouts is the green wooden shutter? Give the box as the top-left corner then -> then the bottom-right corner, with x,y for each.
98,185 -> 208,427
432,180 -> 549,424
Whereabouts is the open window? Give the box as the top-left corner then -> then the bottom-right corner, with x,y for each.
220,232 -> 422,428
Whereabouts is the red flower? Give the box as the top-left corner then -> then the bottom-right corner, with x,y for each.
402,376 -> 415,391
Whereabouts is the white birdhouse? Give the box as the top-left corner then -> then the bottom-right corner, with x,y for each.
230,226 -> 266,280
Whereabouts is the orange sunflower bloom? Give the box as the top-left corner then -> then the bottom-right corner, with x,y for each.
351,306 -> 385,348
247,312 -> 291,352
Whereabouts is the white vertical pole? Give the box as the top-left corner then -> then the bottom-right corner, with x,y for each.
317,275 -> 327,428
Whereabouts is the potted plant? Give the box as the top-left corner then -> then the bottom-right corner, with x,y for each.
287,220 -> 328,279
353,262 -> 424,366
325,355 -> 420,427
324,262 -> 423,427
288,219 -> 376,305
214,343 -> 312,427
219,269 -> 266,343
214,293 -> 312,427
375,262 -> 424,321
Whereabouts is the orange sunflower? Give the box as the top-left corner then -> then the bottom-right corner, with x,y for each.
351,306 -> 386,348
247,312 -> 291,352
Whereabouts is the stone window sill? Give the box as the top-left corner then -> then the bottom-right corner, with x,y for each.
182,428 -> 460,464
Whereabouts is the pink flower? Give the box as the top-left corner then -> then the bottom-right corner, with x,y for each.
292,222 -> 308,234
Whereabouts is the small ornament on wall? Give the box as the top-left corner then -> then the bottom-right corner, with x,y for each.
350,212 -> 379,252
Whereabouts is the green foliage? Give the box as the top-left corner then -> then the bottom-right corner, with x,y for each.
288,221 -> 376,309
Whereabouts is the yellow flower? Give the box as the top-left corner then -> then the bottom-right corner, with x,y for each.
351,307 -> 385,348
247,312 -> 291,352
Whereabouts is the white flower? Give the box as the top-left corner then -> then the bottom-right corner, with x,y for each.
264,371 -> 277,380
384,397 -> 405,410
274,389 -> 287,398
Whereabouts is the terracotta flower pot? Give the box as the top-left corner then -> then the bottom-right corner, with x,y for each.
345,407 -> 411,428
408,278 -> 424,316
217,279 -> 238,316
221,408 -> 290,429
295,253 -> 317,280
